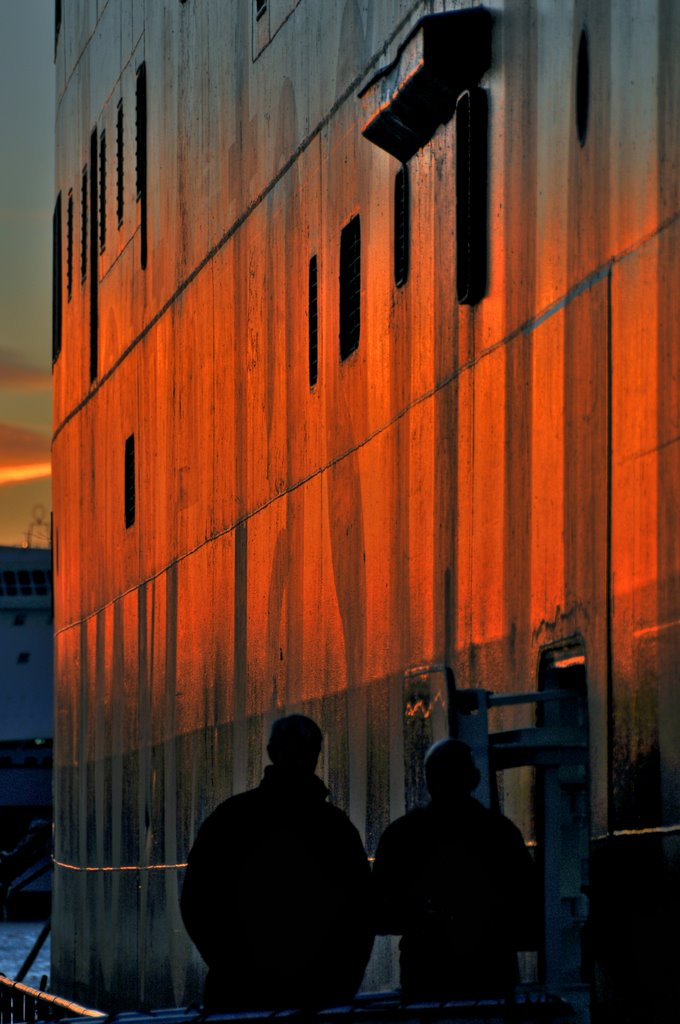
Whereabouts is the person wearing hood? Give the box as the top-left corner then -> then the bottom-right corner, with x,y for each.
180,713 -> 374,1011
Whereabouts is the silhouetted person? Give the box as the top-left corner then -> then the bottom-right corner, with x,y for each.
180,714 -> 374,1012
372,739 -> 540,1001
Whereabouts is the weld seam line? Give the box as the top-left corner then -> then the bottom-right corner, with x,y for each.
53,214 -> 677,638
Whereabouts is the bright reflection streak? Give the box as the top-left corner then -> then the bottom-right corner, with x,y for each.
0,462 -> 51,485
54,859 -> 188,872
404,698 -> 434,719
404,691 -> 447,719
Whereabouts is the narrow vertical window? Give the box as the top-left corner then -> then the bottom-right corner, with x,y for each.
576,29 -> 590,147
66,190 -> 73,300
456,87 -> 488,305
116,100 -> 124,226
89,129 -> 99,382
135,63 -> 148,270
339,214 -> 361,360
135,66 -> 146,201
99,130 -> 107,251
52,193 -> 62,363
80,166 -> 88,282
55,0 -> 62,52
394,164 -> 410,287
124,435 -> 136,528
308,255 -> 319,388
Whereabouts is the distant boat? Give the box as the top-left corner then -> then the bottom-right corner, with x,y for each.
0,545 -> 53,920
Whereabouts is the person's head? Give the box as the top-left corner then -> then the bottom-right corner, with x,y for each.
424,738 -> 480,802
267,714 -> 323,773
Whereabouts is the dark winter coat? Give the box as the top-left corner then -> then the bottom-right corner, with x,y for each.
180,764 -> 374,1011
372,797 -> 540,999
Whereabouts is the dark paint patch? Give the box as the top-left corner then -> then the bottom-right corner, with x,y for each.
503,331 -> 533,675
327,454 -> 367,690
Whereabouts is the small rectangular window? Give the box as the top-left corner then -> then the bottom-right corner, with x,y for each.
66,190 -> 73,301
32,570 -> 48,595
18,570 -> 32,596
1,570 -> 17,596
99,130 -> 107,251
80,166 -> 88,282
339,215 -> 361,360
394,164 -> 409,287
124,434 -> 136,529
116,100 -> 124,226
308,255 -> 319,388
17,652 -> 31,665
52,193 -> 62,362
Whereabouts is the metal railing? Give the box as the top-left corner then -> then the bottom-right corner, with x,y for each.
0,975 -> 104,1024
0,983 -> 575,1024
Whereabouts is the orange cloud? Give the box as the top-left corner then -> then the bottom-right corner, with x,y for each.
0,462 -> 51,485
0,423 -> 51,486
0,348 -> 51,391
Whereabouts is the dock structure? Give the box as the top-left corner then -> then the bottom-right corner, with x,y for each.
0,545 -> 53,921
0,974 -> 103,1024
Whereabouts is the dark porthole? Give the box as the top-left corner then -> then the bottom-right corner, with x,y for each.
576,28 -> 589,147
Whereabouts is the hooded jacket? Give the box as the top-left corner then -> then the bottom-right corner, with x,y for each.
181,764 -> 374,1011
372,796 -> 540,999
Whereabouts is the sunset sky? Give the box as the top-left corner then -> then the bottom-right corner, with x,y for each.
0,3 -> 54,547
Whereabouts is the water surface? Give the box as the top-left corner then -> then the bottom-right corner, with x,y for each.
0,920 -> 51,990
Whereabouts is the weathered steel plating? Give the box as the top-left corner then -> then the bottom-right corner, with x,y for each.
52,1 -> 680,1019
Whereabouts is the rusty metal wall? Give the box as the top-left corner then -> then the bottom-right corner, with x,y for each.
52,0 -> 680,1016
